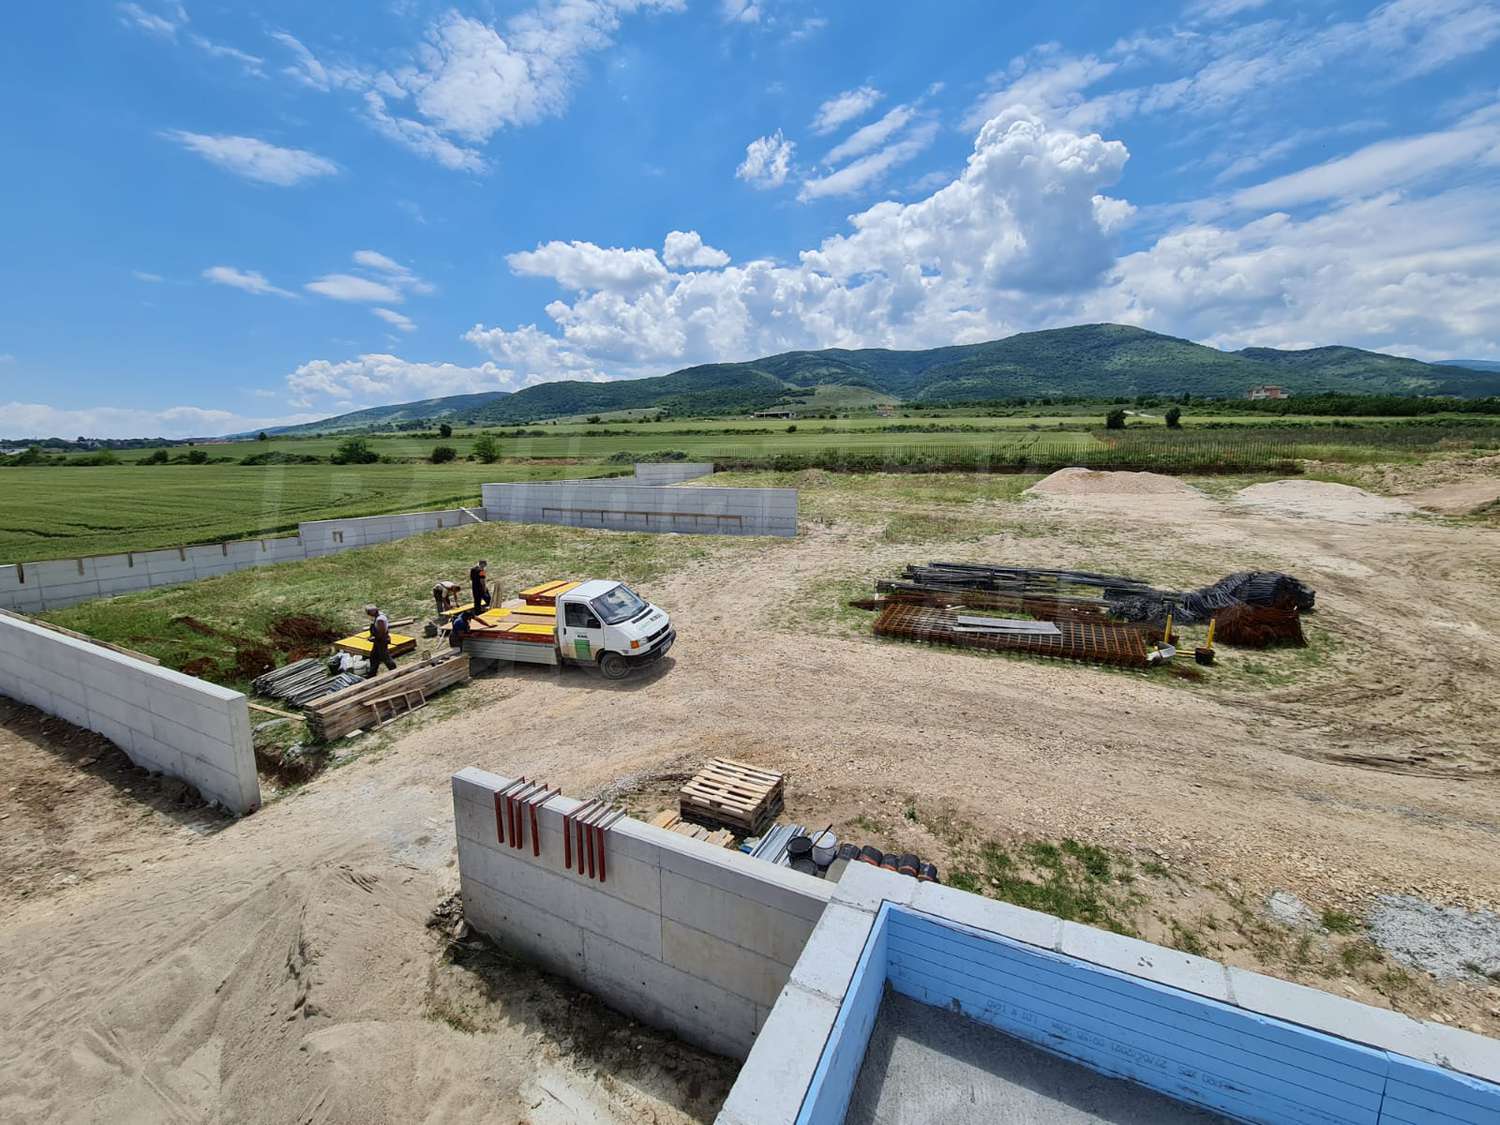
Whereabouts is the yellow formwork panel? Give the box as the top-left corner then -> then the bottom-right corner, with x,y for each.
474,608 -> 511,626
519,579 -> 569,598
510,623 -> 556,637
512,604 -> 557,617
334,633 -> 417,656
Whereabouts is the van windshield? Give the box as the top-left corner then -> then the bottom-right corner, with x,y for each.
591,584 -> 647,625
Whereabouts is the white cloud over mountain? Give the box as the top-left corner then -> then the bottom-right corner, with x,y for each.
291,99 -> 1499,411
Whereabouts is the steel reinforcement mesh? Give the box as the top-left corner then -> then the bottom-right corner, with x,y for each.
872,603 -> 1151,668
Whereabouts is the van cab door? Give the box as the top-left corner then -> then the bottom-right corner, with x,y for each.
559,599 -> 606,662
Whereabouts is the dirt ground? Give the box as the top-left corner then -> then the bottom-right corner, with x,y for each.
3,459 -> 1499,1122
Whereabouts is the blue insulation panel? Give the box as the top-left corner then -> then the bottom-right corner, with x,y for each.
796,905 -> 889,1125
793,903 -> 1500,1125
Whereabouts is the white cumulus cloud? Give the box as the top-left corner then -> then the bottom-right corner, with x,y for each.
284,353 -> 520,406
164,131 -> 338,186
662,231 -> 730,269
508,241 -> 669,292
736,130 -> 795,188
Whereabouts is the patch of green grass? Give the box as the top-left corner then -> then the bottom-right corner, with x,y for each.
1170,921 -> 1209,957
43,521 -> 749,689
0,462 -> 624,562
946,833 -> 1140,935
880,512 -> 1003,543
1320,907 -> 1362,935
1338,941 -> 1383,972
1140,859 -> 1171,878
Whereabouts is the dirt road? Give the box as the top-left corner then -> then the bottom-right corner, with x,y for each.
2,469 -> 1498,1121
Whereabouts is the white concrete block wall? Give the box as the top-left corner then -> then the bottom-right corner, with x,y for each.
480,482 -> 798,537
0,505 -> 481,611
452,767 -> 832,1059
0,614 -> 260,814
633,462 -> 714,485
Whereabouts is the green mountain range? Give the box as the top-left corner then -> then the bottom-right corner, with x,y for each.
264,324 -> 1500,434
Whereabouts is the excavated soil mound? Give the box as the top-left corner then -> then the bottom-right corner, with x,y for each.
1026,467 -> 1200,496
1235,480 -> 1414,522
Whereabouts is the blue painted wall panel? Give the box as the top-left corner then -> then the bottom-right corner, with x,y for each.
882,918 -> 1386,1092
890,966 -> 1370,1125
1379,1054 -> 1500,1125
797,909 -> 888,1125
886,911 -> 1388,1125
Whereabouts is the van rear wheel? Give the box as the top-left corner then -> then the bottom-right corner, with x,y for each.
599,652 -> 631,680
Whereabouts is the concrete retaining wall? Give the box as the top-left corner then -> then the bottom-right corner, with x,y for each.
452,767 -> 832,1059
0,506 -> 485,612
298,508 -> 478,558
0,614 -> 260,814
480,481 -> 797,537
0,536 -> 307,613
632,462 -> 714,485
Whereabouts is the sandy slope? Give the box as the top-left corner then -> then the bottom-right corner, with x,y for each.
3,469 -> 1500,1121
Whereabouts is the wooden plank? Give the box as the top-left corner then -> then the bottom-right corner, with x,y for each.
248,701 -> 302,720
705,757 -> 784,783
696,764 -> 782,792
649,811 -> 678,829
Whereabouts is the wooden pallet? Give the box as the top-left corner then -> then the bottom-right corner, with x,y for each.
649,810 -> 736,848
678,758 -> 784,834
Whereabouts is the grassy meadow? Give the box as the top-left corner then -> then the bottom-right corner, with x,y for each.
5,406 -> 1500,563
0,462 -> 623,562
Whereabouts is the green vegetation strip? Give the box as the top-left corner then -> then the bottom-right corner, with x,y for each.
40,521 -> 745,687
0,463 -> 621,563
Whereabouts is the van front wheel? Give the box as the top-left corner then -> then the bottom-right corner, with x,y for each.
599,652 -> 631,680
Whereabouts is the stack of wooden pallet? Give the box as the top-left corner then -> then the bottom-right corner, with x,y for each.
679,758 -> 785,836
648,810 -> 736,848
304,652 -> 470,741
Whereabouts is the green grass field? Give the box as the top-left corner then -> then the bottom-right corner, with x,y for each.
40,520 -> 740,687
7,414 -> 1499,563
0,462 -> 622,562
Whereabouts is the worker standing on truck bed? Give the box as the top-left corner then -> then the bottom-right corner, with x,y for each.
364,603 -> 396,678
470,560 -> 491,611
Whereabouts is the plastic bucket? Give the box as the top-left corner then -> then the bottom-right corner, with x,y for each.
812,831 -> 838,866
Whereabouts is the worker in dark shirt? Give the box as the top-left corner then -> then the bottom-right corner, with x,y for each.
469,560 -> 491,611
364,603 -> 396,678
448,608 -> 473,650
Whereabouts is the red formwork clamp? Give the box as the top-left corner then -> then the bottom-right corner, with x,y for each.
494,777 -> 530,846
565,798 -> 601,872
509,780 -> 546,850
574,803 -> 624,883
593,809 -> 625,883
525,786 -> 557,857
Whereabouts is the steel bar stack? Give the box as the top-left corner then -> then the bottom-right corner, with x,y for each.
303,652 -> 471,741
679,758 -> 785,836
874,602 -> 1151,668
252,658 -> 366,708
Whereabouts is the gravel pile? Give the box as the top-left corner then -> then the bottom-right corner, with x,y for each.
1367,894 -> 1500,980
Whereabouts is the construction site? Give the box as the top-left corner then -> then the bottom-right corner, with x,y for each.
2,459 -> 1499,1123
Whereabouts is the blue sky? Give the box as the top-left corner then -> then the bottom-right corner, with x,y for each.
2,0 -> 1499,437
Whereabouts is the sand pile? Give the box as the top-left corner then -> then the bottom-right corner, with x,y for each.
1026,467 -> 1200,497
1235,480 -> 1414,522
